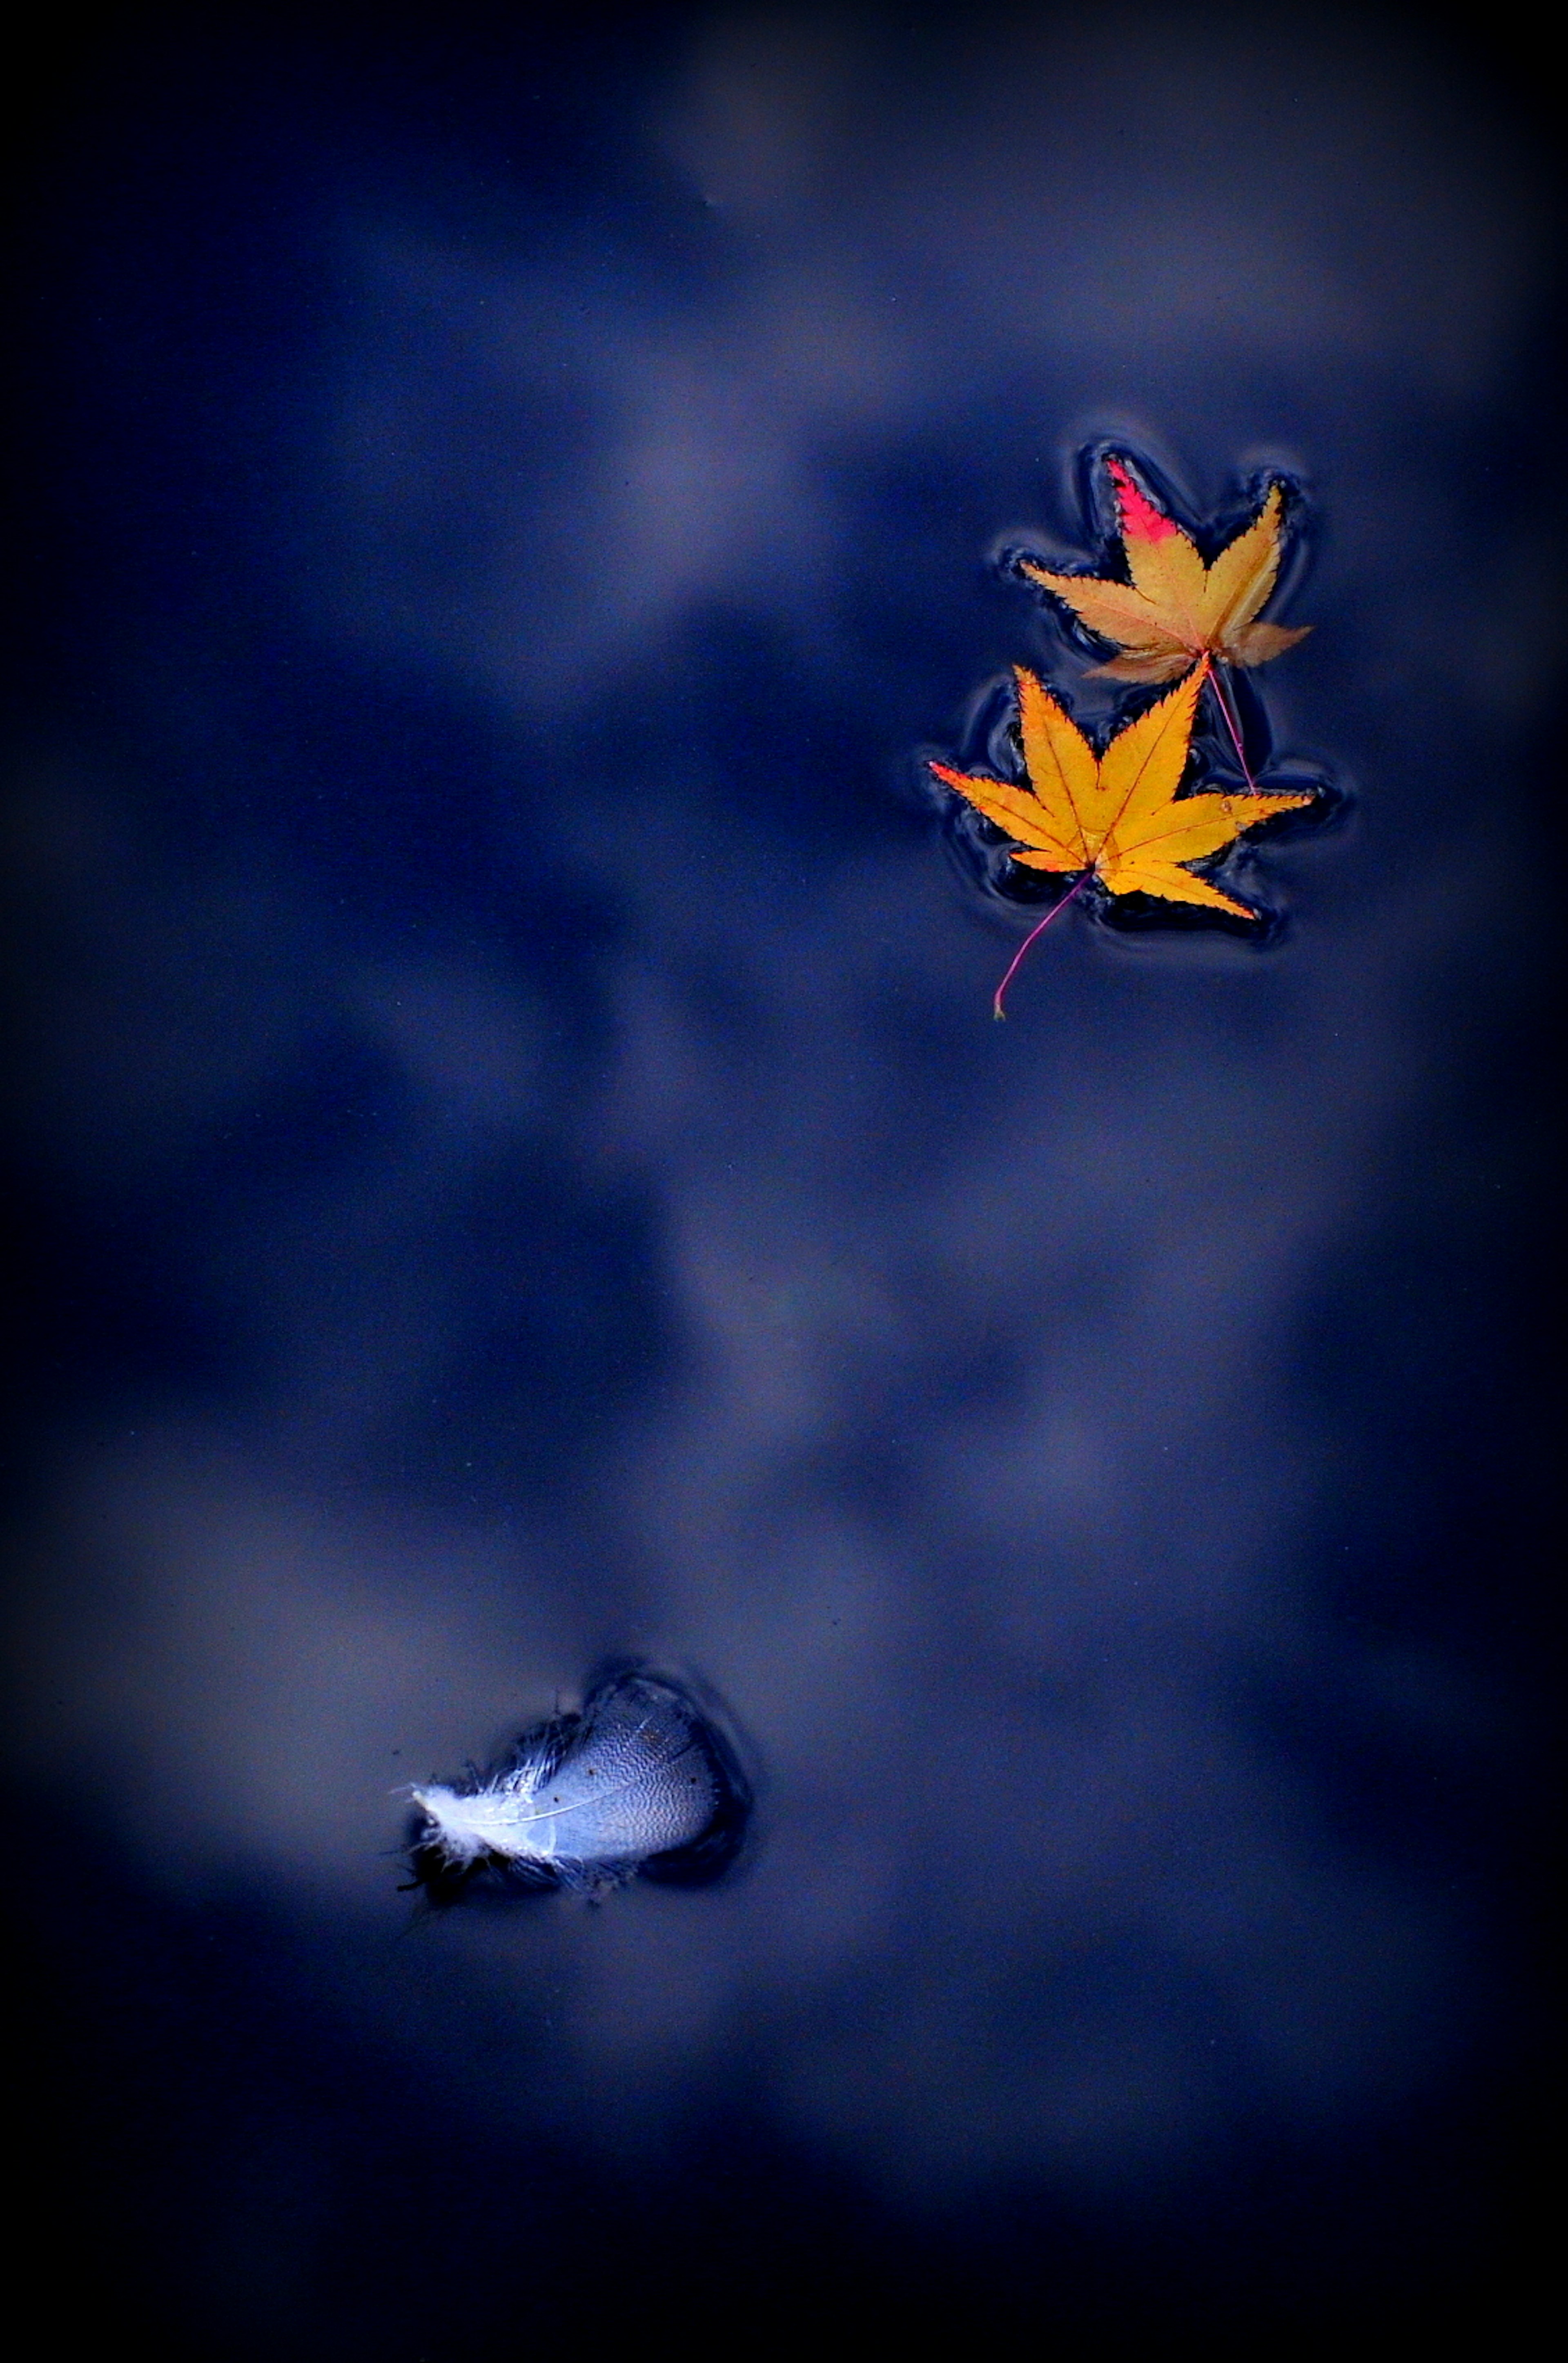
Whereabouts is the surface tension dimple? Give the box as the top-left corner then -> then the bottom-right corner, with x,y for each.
405,1664 -> 753,1900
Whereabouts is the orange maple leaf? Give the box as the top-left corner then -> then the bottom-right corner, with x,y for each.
931,660 -> 1314,1015
1020,456 -> 1312,686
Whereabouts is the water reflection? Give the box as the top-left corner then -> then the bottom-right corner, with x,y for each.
6,4 -> 1550,2345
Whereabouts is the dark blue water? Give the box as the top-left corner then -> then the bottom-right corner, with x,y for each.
5,10 -> 1557,2352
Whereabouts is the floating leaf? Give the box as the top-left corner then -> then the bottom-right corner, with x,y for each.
932,661 -> 1313,1014
1020,455 -> 1311,684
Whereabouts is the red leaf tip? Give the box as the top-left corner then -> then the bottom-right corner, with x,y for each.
1106,455 -> 1176,543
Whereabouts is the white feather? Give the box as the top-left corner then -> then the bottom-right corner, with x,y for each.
407,1666 -> 747,1893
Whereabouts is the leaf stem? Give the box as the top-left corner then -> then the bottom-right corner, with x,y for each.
993,871 -> 1089,1019
1203,655 -> 1260,792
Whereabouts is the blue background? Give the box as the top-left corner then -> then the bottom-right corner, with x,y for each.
5,7 -> 1557,2351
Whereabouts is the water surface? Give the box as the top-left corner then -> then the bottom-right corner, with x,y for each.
5,8 -> 1555,2351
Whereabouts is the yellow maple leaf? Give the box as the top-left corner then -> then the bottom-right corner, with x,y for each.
931,661 -> 1314,1014
1020,456 -> 1312,685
